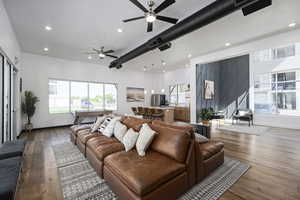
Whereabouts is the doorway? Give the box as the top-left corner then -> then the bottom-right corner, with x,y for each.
0,51 -> 16,144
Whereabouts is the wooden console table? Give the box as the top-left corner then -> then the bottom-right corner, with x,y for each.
72,110 -> 113,124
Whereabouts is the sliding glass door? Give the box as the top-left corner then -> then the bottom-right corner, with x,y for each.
0,54 -> 3,143
3,61 -> 12,142
0,52 -> 15,144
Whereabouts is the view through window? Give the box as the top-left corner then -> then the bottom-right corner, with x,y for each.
49,79 -> 117,114
253,44 -> 300,116
169,84 -> 190,106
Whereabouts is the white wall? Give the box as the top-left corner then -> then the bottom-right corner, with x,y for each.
191,28 -> 300,129
20,53 -> 162,129
0,0 -> 22,136
162,67 -> 192,93
0,0 -> 20,62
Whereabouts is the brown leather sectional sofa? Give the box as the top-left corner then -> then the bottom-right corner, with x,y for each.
70,116 -> 224,200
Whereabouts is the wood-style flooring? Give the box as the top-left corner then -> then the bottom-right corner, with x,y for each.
15,126 -> 300,200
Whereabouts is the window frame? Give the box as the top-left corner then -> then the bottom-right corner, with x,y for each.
254,69 -> 300,116
48,78 -> 118,114
168,83 -> 189,106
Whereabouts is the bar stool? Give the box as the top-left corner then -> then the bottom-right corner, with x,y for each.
131,107 -> 139,115
149,108 -> 156,119
152,109 -> 164,121
137,107 -> 145,116
143,107 -> 151,119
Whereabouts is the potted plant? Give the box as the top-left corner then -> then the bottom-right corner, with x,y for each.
22,91 -> 39,132
200,108 -> 214,126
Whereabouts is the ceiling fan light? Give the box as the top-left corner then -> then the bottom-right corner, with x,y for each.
146,13 -> 156,23
99,53 -> 106,58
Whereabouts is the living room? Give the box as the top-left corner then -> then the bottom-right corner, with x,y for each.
1,0 -> 300,200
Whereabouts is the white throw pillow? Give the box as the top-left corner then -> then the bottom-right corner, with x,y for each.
102,117 -> 122,137
99,116 -> 113,133
114,121 -> 128,142
91,116 -> 106,132
136,123 -> 157,156
122,128 -> 139,152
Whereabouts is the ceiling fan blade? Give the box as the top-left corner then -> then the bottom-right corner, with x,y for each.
104,50 -> 114,54
106,54 -> 118,59
129,0 -> 148,13
84,52 -> 98,54
154,0 -> 175,14
147,22 -> 153,32
156,15 -> 178,24
93,48 -> 101,53
123,16 -> 145,22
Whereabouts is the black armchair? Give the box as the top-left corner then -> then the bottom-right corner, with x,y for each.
232,109 -> 253,126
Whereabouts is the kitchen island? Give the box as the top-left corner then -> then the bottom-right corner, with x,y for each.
139,106 -> 175,123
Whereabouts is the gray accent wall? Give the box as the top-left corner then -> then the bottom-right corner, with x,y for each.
196,54 -> 250,121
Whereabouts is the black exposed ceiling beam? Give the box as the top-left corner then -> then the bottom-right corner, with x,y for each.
109,0 -> 272,69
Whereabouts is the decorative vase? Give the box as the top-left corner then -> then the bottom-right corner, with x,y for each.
25,123 -> 33,133
202,120 -> 210,126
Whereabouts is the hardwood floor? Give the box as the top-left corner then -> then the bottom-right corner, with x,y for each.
15,126 -> 300,200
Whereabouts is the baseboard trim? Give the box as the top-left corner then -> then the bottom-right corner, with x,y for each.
20,122 -> 93,133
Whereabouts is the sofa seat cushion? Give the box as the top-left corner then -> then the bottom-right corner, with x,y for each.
87,135 -> 119,149
0,156 -> 22,199
70,124 -> 91,133
92,143 -> 125,161
0,140 -> 26,160
77,131 -> 100,144
199,141 -> 224,160
104,150 -> 185,196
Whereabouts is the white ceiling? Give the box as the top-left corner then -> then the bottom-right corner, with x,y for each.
3,0 -> 300,72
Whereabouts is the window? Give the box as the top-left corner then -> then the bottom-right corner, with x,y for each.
89,83 -> 104,110
49,79 -> 117,114
254,71 -> 300,115
104,84 -> 117,110
71,81 -> 88,112
253,44 -> 296,62
49,80 -> 70,114
169,85 -> 177,105
272,45 -> 295,59
169,84 -> 190,106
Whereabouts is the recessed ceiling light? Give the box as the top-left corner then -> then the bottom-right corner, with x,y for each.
288,22 -> 296,28
143,67 -> 147,71
45,26 -> 52,31
117,28 -> 123,33
225,42 -> 231,47
88,55 -> 92,60
163,70 -> 166,73
43,47 -> 49,52
188,54 -> 192,58
162,61 -> 166,66
161,89 -> 165,93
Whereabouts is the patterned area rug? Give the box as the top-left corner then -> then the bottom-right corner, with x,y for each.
53,142 -> 86,167
53,142 -> 250,200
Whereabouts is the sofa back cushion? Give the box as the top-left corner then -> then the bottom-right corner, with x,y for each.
121,116 -> 152,132
152,120 -> 195,139
149,124 -> 191,163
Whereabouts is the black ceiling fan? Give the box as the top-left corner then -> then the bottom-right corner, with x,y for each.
85,47 -> 118,59
123,0 -> 179,32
